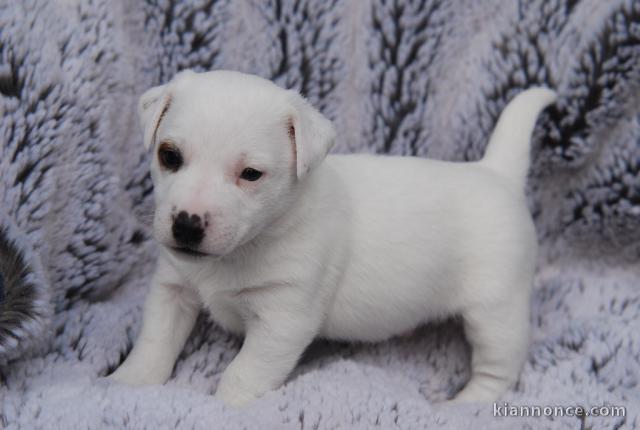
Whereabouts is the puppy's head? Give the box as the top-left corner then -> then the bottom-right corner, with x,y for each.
139,70 -> 335,259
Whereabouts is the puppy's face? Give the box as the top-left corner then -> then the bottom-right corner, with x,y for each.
139,71 -> 335,259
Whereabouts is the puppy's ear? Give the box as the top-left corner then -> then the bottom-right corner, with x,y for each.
287,91 -> 336,179
138,84 -> 171,150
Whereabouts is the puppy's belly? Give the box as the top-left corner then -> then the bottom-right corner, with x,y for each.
319,268 -> 458,342
316,214 -> 463,341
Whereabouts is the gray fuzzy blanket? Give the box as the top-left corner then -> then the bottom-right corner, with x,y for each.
1,0 -> 639,428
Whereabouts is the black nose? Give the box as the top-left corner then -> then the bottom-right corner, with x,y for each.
172,211 -> 205,247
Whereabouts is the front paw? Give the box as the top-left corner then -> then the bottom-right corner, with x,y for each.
108,362 -> 168,387
214,373 -> 261,407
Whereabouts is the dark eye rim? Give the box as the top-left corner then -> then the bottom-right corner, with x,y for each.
158,142 -> 183,172
240,167 -> 263,182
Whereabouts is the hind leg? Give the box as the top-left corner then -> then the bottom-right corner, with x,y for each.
453,292 -> 530,402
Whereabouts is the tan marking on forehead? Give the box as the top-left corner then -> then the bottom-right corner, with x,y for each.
151,95 -> 173,149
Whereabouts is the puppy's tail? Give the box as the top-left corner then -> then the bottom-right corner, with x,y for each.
480,88 -> 557,189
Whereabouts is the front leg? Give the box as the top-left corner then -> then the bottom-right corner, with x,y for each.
215,309 -> 317,406
109,265 -> 199,386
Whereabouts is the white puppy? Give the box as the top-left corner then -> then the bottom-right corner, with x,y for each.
109,70 -> 556,406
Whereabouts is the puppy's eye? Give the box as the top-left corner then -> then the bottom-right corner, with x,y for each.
240,168 -> 263,182
158,143 -> 183,171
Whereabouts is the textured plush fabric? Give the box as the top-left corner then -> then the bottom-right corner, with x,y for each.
1,0 -> 639,428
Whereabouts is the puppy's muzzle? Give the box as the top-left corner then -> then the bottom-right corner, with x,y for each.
172,211 -> 205,248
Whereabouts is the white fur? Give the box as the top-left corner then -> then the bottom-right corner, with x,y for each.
109,70 -> 557,406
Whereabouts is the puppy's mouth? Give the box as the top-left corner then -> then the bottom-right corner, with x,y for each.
169,246 -> 210,258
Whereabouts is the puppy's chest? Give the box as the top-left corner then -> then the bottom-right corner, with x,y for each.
179,260 -> 278,333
